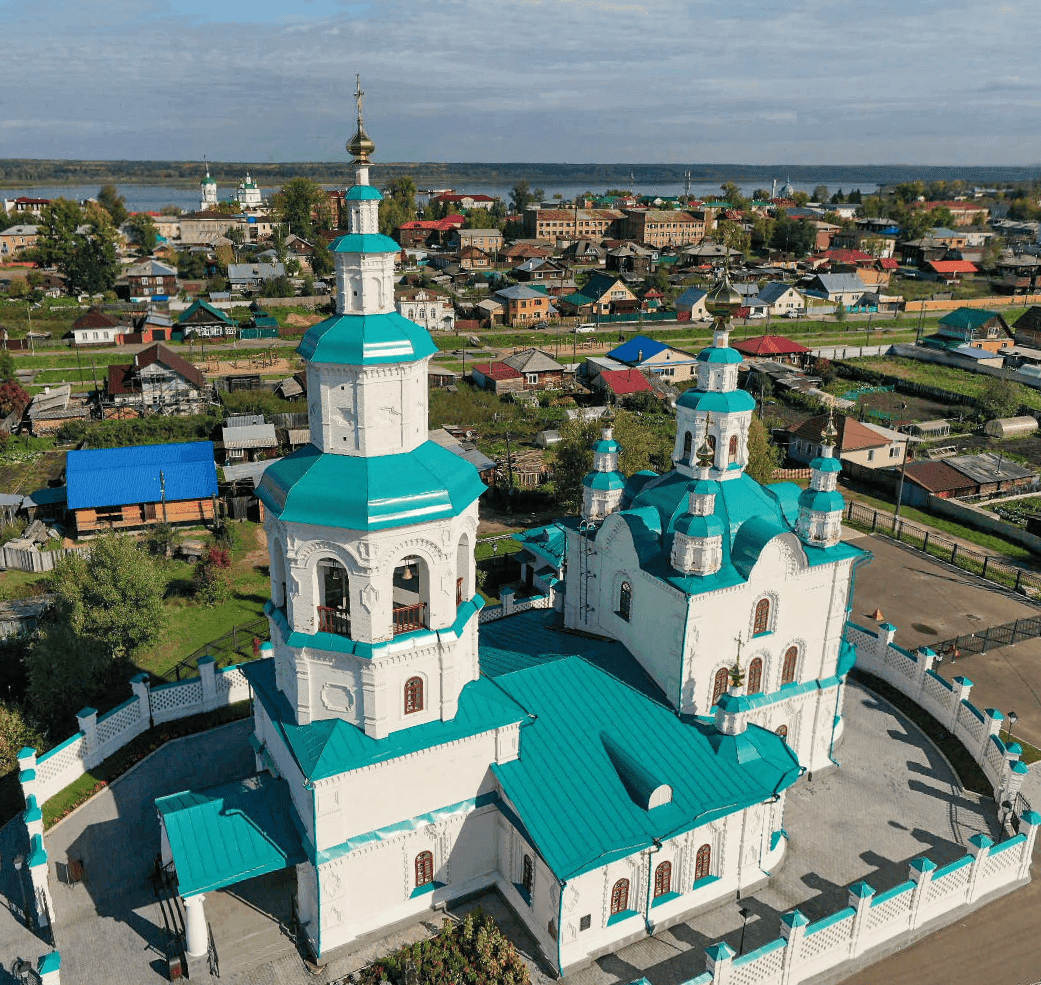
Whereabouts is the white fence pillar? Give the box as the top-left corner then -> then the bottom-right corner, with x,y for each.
199,655 -> 217,710
874,622 -> 897,662
949,675 -> 972,732
1017,810 -> 1041,880
966,833 -> 993,902
908,857 -> 936,925
37,951 -> 60,985
779,909 -> 808,985
17,747 -> 38,804
75,706 -> 98,764
847,880 -> 875,956
23,794 -> 43,841
500,586 -> 515,617
130,672 -> 152,724
706,941 -> 735,984
27,833 -> 53,929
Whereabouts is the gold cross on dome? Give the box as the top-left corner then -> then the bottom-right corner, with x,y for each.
355,74 -> 365,120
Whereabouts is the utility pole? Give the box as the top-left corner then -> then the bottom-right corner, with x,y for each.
160,469 -> 168,524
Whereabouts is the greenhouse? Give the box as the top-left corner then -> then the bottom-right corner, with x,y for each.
984,416 -> 1039,439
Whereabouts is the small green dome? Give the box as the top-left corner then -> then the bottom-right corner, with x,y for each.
674,513 -> 724,538
696,347 -> 744,365
592,438 -> 620,454
345,185 -> 383,201
798,488 -> 845,513
810,456 -> 843,474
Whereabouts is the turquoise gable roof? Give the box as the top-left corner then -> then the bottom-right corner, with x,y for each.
156,774 -> 306,897
491,654 -> 800,879
329,232 -> 401,254
299,311 -> 437,365
257,442 -> 485,531
676,388 -> 757,413
245,658 -> 528,782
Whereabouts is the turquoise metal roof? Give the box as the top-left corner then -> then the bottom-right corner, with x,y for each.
606,471 -> 866,595
491,654 -> 801,879
674,513 -> 724,538
583,470 -> 626,491
512,522 -> 568,567
592,438 -> 621,453
299,311 -> 437,365
798,488 -> 845,512
245,658 -> 528,783
696,347 -> 744,365
257,441 -> 485,532
329,232 -> 402,254
676,388 -> 757,413
344,185 -> 383,201
810,456 -> 843,474
156,774 -> 306,897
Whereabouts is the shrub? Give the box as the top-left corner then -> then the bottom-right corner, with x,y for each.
193,546 -> 232,606
358,909 -> 530,985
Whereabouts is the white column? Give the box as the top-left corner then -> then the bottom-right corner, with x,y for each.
184,894 -> 208,957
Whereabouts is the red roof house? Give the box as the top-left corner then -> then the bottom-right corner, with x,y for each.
926,260 -> 977,283
470,361 -> 524,394
595,369 -> 655,403
733,335 -> 811,360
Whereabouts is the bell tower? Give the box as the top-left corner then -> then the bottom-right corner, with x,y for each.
257,80 -> 486,741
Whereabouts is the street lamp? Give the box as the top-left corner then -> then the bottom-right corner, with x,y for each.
1005,710 -> 1019,744
738,906 -> 750,954
999,799 -> 1013,839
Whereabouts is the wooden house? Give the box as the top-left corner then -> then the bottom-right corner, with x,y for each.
66,441 -> 219,536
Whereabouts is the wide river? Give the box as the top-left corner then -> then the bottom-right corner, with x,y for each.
2,179 -> 881,213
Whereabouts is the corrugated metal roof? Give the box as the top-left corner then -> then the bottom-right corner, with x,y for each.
221,423 -> 277,449
947,452 -> 1035,485
66,441 -> 218,509
222,459 -> 279,485
156,774 -> 305,897
608,335 -> 667,363
298,312 -> 437,366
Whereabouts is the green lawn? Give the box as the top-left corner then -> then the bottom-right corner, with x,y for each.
131,522 -> 271,679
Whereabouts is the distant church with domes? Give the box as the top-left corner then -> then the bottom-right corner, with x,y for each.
155,81 -> 868,979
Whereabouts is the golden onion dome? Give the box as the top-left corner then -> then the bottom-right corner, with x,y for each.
704,272 -> 743,318
347,124 -> 375,163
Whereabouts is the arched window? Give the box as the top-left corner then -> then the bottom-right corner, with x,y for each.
682,431 -> 692,459
753,598 -> 771,636
747,657 -> 763,695
610,878 -> 629,915
712,667 -> 730,705
707,434 -> 717,456
618,581 -> 632,622
728,434 -> 738,463
653,861 -> 672,898
781,646 -> 798,685
415,850 -> 433,888
404,676 -> 424,715
695,844 -> 711,882
776,724 -> 788,740
523,855 -> 534,898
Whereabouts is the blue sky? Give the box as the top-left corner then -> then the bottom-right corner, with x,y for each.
1,0 -> 1038,164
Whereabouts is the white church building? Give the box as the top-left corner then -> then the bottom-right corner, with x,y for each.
155,85 -> 867,979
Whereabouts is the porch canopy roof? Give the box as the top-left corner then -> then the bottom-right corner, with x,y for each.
156,773 -> 305,898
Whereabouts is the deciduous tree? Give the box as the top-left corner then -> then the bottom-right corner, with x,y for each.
97,183 -> 128,227
126,213 -> 159,253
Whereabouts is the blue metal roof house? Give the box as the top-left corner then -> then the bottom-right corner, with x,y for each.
65,441 -> 219,536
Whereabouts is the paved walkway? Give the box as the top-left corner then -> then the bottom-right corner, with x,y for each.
0,677 -> 995,985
